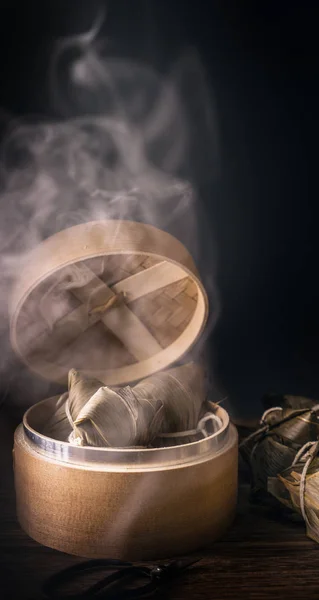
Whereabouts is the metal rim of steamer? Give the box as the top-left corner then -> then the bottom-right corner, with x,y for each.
21,399 -> 232,470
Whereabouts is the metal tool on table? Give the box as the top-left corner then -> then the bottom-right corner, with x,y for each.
42,557 -> 200,599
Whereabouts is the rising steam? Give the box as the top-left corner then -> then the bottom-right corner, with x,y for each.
0,10 -> 219,406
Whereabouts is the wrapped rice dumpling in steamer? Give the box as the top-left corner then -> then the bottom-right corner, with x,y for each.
43,363 -> 221,448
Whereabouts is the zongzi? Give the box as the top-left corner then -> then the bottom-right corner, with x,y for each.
240,394 -> 319,498
268,440 -> 319,544
43,362 -> 217,448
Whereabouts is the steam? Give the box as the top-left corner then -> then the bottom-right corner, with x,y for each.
0,10 -> 220,405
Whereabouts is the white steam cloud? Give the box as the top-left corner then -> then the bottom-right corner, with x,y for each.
0,11 -> 220,408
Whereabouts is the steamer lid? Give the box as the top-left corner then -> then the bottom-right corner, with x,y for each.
9,220 -> 208,386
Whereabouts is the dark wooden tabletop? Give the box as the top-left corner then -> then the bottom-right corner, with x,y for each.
1,410 -> 319,600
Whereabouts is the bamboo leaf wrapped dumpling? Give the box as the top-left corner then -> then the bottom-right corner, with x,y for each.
240,394 -> 319,498
69,363 -> 206,447
268,441 -> 319,544
43,363 -> 211,448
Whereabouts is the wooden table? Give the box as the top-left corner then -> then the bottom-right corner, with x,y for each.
1,409 -> 319,600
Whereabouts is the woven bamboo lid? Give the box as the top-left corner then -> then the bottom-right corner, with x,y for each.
10,220 -> 208,386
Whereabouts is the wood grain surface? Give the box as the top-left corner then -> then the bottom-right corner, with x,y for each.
1,409 -> 319,600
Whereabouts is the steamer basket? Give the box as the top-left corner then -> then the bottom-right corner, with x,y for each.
10,220 -> 208,386
10,220 -> 238,560
14,400 -> 237,560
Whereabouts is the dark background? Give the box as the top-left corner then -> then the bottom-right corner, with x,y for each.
0,0 -> 318,418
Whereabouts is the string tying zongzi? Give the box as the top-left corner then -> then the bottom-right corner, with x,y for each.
43,363 -> 217,448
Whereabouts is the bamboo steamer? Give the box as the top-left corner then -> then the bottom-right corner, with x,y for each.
10,220 -> 238,560
14,401 -> 237,560
10,220 -> 208,386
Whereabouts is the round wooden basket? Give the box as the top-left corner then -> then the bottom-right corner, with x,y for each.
14,400 -> 238,560
10,220 -> 208,386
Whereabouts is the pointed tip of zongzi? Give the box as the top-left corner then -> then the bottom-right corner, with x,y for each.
68,368 -> 82,390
